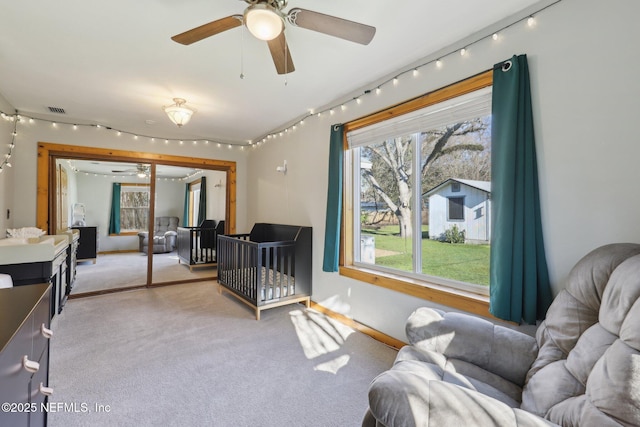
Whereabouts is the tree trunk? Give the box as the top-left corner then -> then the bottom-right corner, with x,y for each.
397,181 -> 412,238
397,205 -> 413,238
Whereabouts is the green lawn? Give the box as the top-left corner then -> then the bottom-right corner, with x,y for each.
362,225 -> 490,286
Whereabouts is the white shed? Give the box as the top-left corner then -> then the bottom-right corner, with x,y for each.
424,178 -> 491,244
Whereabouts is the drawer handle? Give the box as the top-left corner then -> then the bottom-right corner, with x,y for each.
22,355 -> 40,373
41,324 -> 53,339
39,383 -> 54,396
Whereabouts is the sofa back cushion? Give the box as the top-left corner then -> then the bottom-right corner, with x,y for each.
521,243 -> 640,426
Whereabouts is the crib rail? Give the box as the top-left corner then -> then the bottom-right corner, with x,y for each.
177,226 -> 218,265
217,234 -> 296,306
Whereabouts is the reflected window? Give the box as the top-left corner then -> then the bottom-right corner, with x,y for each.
120,184 -> 150,232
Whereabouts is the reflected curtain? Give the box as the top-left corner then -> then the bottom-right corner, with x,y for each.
183,184 -> 189,227
489,54 -> 552,324
322,124 -> 344,272
197,176 -> 207,226
108,183 -> 121,234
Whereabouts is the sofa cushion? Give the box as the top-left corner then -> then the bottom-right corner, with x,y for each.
521,244 -> 640,425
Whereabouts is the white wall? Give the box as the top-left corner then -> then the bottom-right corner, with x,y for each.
7,124 -> 249,239
202,170 -> 227,222
246,0 -> 640,340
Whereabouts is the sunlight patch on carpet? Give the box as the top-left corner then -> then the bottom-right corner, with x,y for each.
289,309 -> 355,361
313,354 -> 351,375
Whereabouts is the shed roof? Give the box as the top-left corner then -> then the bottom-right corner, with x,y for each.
423,178 -> 491,197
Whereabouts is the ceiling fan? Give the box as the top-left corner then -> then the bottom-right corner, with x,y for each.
112,164 -> 150,177
171,0 -> 376,75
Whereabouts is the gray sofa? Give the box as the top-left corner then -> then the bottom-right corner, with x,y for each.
363,243 -> 640,427
138,216 -> 179,254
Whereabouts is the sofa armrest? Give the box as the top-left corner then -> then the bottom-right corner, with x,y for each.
368,374 -> 557,427
138,231 -> 149,238
406,307 -> 538,386
164,230 -> 178,237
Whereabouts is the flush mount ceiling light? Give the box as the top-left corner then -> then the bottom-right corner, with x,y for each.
244,3 -> 283,41
163,98 -> 195,127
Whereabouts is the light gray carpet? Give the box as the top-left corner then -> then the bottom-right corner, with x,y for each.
49,281 -> 397,427
72,252 -> 214,294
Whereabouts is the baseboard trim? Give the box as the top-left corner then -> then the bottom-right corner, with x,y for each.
309,301 -> 406,350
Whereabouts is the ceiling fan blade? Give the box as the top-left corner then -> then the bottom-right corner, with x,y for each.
171,15 -> 243,45
287,8 -> 376,45
267,32 -> 295,75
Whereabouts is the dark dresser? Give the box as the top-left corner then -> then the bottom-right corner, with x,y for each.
0,284 -> 52,427
72,226 -> 97,263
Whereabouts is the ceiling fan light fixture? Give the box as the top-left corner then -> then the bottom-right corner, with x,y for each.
163,98 -> 195,127
244,4 -> 283,41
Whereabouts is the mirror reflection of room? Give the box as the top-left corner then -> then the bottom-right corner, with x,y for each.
152,167 -> 227,285
55,159 -> 226,295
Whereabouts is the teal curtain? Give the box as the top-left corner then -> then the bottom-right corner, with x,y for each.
183,184 -> 189,227
108,183 -> 121,234
490,54 -> 552,324
197,176 -> 207,226
322,124 -> 344,272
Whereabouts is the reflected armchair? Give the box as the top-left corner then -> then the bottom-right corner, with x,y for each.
138,216 -> 179,254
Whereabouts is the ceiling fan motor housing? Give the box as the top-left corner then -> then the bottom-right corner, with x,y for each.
245,0 -> 288,10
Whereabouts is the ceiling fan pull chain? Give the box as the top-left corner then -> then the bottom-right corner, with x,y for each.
240,24 -> 245,79
284,29 -> 288,86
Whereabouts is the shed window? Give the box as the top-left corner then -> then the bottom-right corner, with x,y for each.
448,197 -> 464,220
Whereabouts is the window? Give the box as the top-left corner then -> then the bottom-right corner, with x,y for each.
119,184 -> 150,233
343,72 -> 493,300
448,197 -> 464,221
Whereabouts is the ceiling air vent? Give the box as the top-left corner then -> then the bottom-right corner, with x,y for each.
47,106 -> 66,114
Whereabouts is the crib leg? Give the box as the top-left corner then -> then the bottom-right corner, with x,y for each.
255,308 -> 260,321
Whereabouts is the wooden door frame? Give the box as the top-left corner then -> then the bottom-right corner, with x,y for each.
37,141 -> 236,234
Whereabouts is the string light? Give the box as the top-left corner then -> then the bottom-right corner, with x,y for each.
0,115 -> 17,173
66,160 -> 204,181
253,0 -> 559,147
0,111 -> 253,150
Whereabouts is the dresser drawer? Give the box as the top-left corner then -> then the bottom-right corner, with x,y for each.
30,291 -> 52,366
0,284 -> 52,427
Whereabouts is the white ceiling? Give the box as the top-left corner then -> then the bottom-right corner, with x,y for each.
0,0 -> 545,145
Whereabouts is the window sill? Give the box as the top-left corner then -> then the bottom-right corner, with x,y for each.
339,265 -> 492,318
